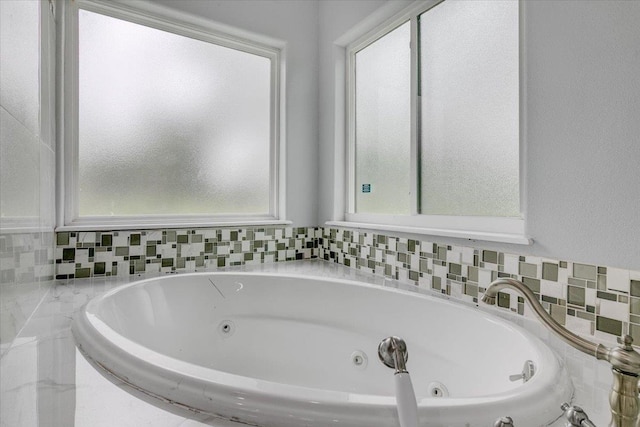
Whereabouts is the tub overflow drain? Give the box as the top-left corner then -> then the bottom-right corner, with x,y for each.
218,320 -> 236,338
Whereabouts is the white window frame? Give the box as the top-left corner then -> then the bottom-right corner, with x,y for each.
329,0 -> 529,245
58,0 -> 287,231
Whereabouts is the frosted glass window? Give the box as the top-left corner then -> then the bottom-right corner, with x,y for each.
419,0 -> 519,217
354,22 -> 411,215
78,10 -> 272,217
0,0 -> 40,221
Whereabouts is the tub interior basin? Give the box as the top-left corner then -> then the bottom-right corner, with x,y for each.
74,272 -> 574,427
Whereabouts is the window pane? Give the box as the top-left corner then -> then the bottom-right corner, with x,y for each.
420,1 -> 519,217
355,22 -> 411,215
78,10 -> 271,216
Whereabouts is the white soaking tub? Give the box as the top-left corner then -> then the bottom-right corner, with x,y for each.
72,272 -> 573,427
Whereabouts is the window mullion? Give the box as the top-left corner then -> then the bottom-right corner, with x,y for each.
409,15 -> 420,216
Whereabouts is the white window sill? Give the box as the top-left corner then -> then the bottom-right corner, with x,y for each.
57,219 -> 293,232
325,220 -> 532,245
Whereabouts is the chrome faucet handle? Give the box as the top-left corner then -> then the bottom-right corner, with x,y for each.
561,403 -> 596,427
378,336 -> 409,374
509,360 -> 535,383
608,334 -> 640,376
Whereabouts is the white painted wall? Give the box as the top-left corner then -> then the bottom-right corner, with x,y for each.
154,0 -> 320,227
317,0 -> 640,271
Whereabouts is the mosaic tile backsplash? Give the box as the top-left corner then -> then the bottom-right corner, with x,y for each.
53,225 -> 640,344
55,227 -> 319,279
319,227 -> 640,345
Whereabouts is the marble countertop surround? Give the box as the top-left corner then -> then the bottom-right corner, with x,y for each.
1,260 -> 614,426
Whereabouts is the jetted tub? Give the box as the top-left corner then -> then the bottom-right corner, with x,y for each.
72,272 -> 573,426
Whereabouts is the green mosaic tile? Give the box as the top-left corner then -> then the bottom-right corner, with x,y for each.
631,280 -> 640,297
597,291 -> 617,302
465,283 -> 478,298
432,276 -> 441,291
568,277 -> 586,287
559,261 -> 568,268
57,232 -> 70,246
568,286 -> 586,306
596,316 -> 622,336
631,314 -> 640,324
468,266 -> 479,282
523,277 -> 540,293
542,262 -> 558,281
161,258 -> 173,268
409,270 -> 419,281
177,257 -> 186,269
598,266 -> 607,274
75,267 -> 91,279
550,304 -> 566,325
483,250 -> 498,264
597,274 -> 607,290
630,323 -> 640,344
115,247 -> 129,257
574,263 -> 597,281
437,246 -> 447,261
419,259 -> 429,273
449,263 -> 462,275
166,231 -> 177,242
630,297 -> 640,315
146,245 -> 156,257
519,262 -> 537,278
62,248 -> 75,261
177,235 -> 189,244
134,260 -> 145,272
130,234 -> 141,246
542,295 -> 558,304
217,257 -> 225,267
94,262 -> 106,275
577,311 -> 595,321
498,292 -> 510,309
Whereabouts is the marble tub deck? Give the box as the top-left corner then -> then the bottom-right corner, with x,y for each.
1,260 -> 615,426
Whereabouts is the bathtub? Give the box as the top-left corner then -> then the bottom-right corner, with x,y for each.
72,272 -> 573,427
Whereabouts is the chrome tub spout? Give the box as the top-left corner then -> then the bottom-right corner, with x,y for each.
483,278 -> 640,427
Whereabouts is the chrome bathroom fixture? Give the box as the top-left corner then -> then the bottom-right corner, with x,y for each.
378,337 -> 418,427
483,278 -> 640,427
561,402 -> 597,427
494,416 -> 515,427
378,336 -> 409,373
509,360 -> 536,384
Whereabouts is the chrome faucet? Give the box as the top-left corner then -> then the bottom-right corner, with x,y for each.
483,278 -> 640,427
